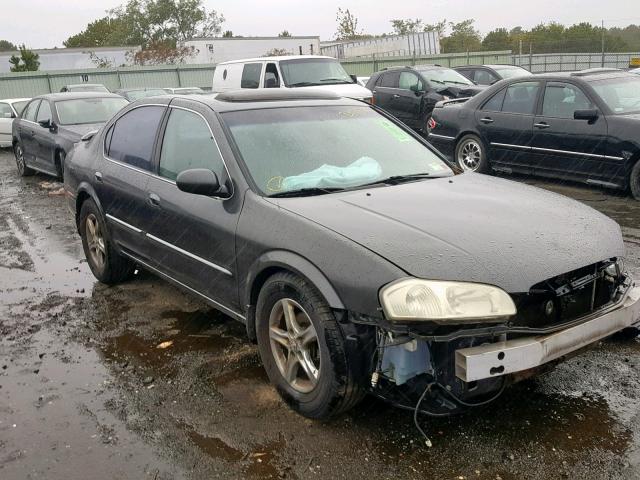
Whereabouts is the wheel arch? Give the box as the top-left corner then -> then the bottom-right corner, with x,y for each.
74,183 -> 104,231
243,251 -> 345,342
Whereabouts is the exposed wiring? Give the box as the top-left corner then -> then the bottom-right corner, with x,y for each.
413,382 -> 436,447
436,379 -> 507,407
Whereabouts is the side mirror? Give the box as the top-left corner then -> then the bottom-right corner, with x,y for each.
574,109 -> 599,121
38,119 -> 52,129
349,74 -> 358,84
410,84 -> 424,95
176,168 -> 228,197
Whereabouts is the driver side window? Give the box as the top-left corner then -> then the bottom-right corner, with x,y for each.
399,72 -> 423,92
22,100 -> 40,122
36,101 -> 52,123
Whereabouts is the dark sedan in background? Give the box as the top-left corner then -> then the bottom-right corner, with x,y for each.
427,69 -> 640,199
365,65 -> 487,133
64,89 -> 638,421
12,92 -> 128,178
114,87 -> 168,102
455,64 -> 531,85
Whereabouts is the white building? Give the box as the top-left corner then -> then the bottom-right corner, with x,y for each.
320,32 -> 441,59
0,46 -> 139,73
182,36 -> 321,64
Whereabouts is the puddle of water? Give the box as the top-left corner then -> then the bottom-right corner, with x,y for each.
188,430 -> 244,462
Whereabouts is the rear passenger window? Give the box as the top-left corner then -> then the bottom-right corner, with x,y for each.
501,81 -> 540,114
158,108 -> 225,181
241,63 -> 262,89
108,106 -> 165,171
22,100 -> 40,121
482,88 -> 506,111
380,72 -> 399,88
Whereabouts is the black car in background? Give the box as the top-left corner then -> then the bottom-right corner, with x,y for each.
12,92 -> 128,178
114,87 -> 169,102
365,65 -> 487,133
64,89 -> 638,420
427,69 -> 640,198
60,84 -> 110,93
454,64 -> 531,85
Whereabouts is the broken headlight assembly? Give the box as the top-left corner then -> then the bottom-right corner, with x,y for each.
379,278 -> 516,324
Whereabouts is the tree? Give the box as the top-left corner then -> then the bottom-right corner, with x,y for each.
424,20 -> 447,38
278,30 -> 291,37
482,28 -> 511,51
335,8 -> 362,40
127,41 -> 196,65
222,30 -> 233,37
0,40 -> 17,51
9,45 -> 40,72
88,51 -> 115,68
64,16 -> 134,47
440,19 -> 481,53
390,19 -> 423,36
263,48 -> 290,56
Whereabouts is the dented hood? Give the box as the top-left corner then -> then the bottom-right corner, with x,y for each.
277,173 -> 624,293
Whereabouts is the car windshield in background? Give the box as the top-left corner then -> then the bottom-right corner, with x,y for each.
279,58 -> 353,87
493,66 -> 531,79
126,89 -> 168,100
12,101 -> 28,115
222,106 -> 453,196
54,97 -> 129,125
591,76 -> 640,114
71,85 -> 110,92
417,67 -> 474,87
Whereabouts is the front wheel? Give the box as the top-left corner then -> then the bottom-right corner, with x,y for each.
256,272 -> 366,419
14,143 -> 34,176
629,160 -> 640,201
79,199 -> 135,284
455,134 -> 489,173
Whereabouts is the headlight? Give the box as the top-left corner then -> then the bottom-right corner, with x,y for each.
379,278 -> 516,324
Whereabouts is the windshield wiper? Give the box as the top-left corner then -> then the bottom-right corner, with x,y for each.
268,187 -> 345,198
319,78 -> 353,84
445,80 -> 472,86
288,81 -> 320,87
354,173 -> 437,189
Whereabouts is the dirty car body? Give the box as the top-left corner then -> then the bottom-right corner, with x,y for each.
64,89 -> 640,418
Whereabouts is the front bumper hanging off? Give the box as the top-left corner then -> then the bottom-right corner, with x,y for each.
455,285 -> 640,382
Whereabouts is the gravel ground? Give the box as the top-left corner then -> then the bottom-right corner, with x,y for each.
1,148 -> 640,480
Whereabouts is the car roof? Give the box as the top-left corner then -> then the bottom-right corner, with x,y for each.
134,89 -> 364,113
535,69 -> 633,82
63,84 -> 106,88
460,64 -> 527,69
218,55 -> 335,65
36,92 -> 125,101
114,87 -> 166,92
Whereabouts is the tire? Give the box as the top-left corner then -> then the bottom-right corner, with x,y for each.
14,143 -> 34,176
613,327 -> 639,340
256,272 -> 366,419
455,134 -> 489,173
56,150 -> 66,180
79,199 -> 134,284
629,160 -> 640,201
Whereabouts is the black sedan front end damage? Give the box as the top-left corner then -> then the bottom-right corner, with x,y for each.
353,258 -> 639,415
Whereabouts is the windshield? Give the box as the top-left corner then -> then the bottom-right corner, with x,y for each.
222,106 -> 452,196
69,85 -> 110,92
11,100 -> 29,115
591,76 -> 640,114
54,97 -> 128,125
416,67 -> 474,87
279,58 -> 353,87
493,66 -> 530,79
126,89 -> 167,101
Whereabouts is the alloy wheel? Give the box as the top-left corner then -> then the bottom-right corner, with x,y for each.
458,140 -> 482,171
268,298 -> 321,393
15,145 -> 25,174
85,213 -> 106,271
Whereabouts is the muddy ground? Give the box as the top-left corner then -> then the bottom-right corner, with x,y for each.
1,148 -> 640,480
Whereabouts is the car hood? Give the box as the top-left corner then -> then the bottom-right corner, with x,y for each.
293,83 -> 373,99
58,123 -> 104,139
275,173 -> 624,293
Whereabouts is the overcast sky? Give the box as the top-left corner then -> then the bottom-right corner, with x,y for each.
3,0 -> 640,49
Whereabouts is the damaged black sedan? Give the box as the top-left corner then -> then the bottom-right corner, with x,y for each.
64,89 -> 640,420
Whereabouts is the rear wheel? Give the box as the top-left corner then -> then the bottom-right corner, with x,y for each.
14,143 -> 34,176
56,150 -> 66,179
256,272 -> 366,419
455,134 -> 489,173
79,199 -> 134,284
629,160 -> 640,201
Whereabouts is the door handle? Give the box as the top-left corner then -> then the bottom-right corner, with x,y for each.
94,172 -> 103,182
534,122 -> 550,129
148,193 -> 161,207
392,94 -> 400,99
480,117 -> 494,124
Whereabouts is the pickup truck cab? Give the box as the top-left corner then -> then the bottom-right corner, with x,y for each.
212,55 -> 372,101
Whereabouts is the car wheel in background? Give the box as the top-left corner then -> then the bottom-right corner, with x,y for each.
629,160 -> 640,201
256,271 -> 366,419
56,150 -> 66,179
14,143 -> 34,176
79,199 -> 135,284
455,134 -> 489,173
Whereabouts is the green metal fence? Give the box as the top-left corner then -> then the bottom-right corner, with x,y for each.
340,50 -> 513,76
0,63 -> 216,98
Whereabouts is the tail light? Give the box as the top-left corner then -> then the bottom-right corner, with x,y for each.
427,117 -> 437,130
